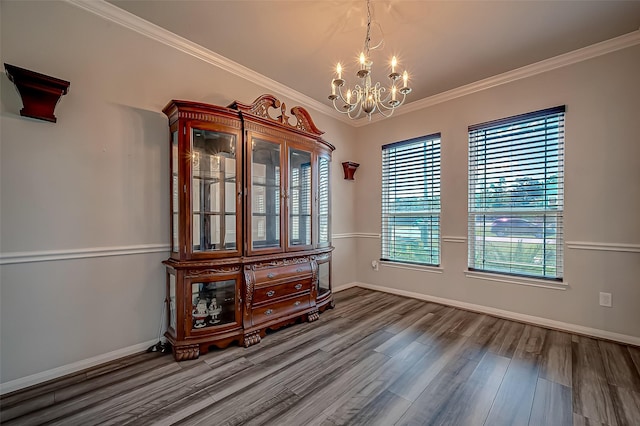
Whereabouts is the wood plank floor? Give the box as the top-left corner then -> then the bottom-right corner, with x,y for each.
2,288 -> 640,425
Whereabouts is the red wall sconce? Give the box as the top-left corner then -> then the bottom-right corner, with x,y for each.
342,161 -> 360,180
4,63 -> 70,123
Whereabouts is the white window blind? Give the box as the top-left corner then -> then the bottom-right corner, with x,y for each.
468,106 -> 565,280
318,157 -> 330,243
382,134 -> 441,266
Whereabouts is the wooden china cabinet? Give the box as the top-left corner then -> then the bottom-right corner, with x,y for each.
162,95 -> 335,361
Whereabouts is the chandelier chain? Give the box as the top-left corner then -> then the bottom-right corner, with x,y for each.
364,0 -> 371,56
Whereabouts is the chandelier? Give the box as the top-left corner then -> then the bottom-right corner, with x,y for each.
328,0 -> 411,120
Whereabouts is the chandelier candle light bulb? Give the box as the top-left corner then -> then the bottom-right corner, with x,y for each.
328,0 -> 412,120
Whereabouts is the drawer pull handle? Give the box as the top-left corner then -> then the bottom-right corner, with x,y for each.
295,284 -> 303,290
294,301 -> 301,306
296,267 -> 303,273
267,273 -> 276,279
266,290 -> 275,297
265,309 -> 273,316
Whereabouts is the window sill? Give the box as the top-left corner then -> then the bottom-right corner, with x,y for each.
464,270 -> 567,290
380,261 -> 443,274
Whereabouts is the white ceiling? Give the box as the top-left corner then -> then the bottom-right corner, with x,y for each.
109,0 -> 640,120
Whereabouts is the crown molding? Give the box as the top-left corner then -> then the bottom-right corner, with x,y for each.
66,1 -> 639,129
357,29 -> 640,127
64,0 -> 353,126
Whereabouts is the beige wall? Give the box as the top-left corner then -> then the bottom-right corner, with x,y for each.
0,1 -> 356,387
352,45 -> 640,340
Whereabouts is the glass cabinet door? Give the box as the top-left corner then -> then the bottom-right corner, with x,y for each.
317,259 -> 331,297
288,147 -> 312,248
190,279 -> 237,331
250,137 -> 282,251
171,130 -> 180,253
318,155 -> 331,247
191,128 -> 238,253
168,272 -> 177,332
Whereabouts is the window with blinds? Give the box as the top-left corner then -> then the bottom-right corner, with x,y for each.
468,106 -> 565,280
382,134 -> 441,266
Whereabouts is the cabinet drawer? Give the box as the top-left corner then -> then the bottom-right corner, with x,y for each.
253,262 -> 312,284
252,294 -> 311,326
253,279 -> 311,304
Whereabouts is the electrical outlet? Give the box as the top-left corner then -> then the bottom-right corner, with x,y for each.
371,260 -> 379,271
599,292 -> 612,307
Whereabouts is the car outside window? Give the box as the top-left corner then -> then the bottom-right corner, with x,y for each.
468,107 -> 565,280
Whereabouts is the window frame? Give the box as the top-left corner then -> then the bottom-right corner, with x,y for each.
381,133 -> 441,267
468,106 -> 565,281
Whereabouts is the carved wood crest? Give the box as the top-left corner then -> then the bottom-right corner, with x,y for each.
229,94 -> 324,136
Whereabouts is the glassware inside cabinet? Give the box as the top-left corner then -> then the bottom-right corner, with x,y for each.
191,129 -> 237,252
190,280 -> 236,330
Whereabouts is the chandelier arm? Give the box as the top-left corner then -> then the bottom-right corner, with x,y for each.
376,107 -> 395,118
378,92 -> 402,109
332,98 -> 357,116
347,101 -> 362,119
335,86 -> 359,112
378,92 -> 407,111
335,85 -> 350,105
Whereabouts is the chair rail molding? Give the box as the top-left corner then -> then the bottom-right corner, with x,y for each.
442,236 -> 467,243
566,241 -> 640,253
332,233 -> 380,239
0,243 -> 171,265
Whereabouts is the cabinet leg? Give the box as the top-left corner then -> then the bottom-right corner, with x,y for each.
308,309 -> 320,322
243,330 -> 261,347
173,344 -> 200,361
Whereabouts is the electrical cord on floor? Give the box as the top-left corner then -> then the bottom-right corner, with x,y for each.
147,301 -> 171,354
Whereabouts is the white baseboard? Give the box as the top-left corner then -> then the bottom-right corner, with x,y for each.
334,282 -> 640,347
333,282 -> 361,292
0,339 -> 158,395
